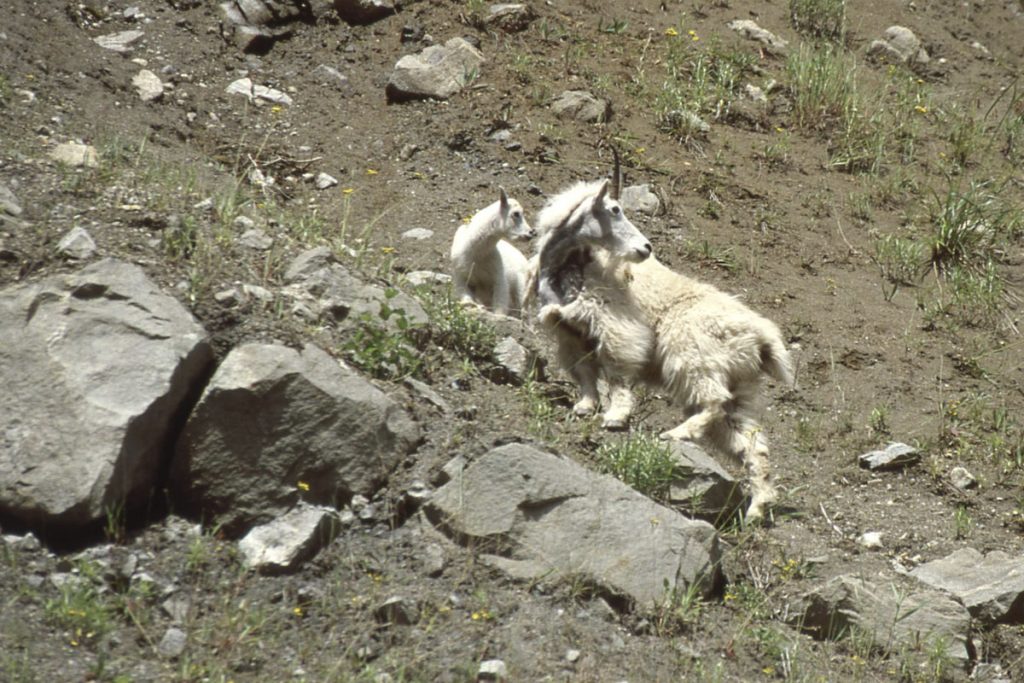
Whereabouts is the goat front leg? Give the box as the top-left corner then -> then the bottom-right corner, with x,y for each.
554,325 -> 600,417
601,381 -> 634,431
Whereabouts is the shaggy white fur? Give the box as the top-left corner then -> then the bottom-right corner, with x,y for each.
450,188 -> 535,317
535,182 -> 793,521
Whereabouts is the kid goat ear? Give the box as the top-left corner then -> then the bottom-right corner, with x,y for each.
499,186 -> 509,210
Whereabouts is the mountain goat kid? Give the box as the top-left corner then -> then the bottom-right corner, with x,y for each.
534,176 -> 793,521
450,188 -> 535,317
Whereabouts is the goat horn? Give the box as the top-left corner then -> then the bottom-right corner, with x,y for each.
611,146 -> 622,201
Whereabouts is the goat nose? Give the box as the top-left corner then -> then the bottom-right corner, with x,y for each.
641,242 -> 653,257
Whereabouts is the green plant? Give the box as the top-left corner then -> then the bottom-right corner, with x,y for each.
44,561 -> 114,648
418,288 -> 497,367
953,503 -> 972,539
519,377 -> 560,441
598,17 -> 628,34
868,406 -> 890,436
653,578 -> 705,636
343,289 -> 423,381
873,234 -> 923,301
681,239 -> 738,272
789,0 -> 846,42
595,431 -> 678,501
103,499 -> 127,545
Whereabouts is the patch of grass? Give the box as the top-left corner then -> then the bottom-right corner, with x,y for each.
681,238 -> 738,273
518,377 -> 560,441
418,288 -> 497,368
343,289 -> 423,381
653,577 -> 706,636
873,233 -> 923,301
595,431 -> 678,501
44,561 -> 114,649
789,0 -> 846,42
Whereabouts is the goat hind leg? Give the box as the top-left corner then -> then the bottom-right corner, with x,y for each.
601,382 -> 634,431
659,378 -> 731,442
716,416 -> 776,521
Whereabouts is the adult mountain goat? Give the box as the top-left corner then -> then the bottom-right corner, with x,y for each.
450,188 -> 535,317
534,173 -> 793,521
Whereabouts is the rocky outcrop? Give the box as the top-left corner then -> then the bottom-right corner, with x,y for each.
795,574 -> 973,661
0,259 -> 212,529
171,342 -> 420,535
910,548 -> 1024,624
426,443 -> 723,609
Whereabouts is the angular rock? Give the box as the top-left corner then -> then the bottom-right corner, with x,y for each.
314,172 -> 338,190
238,228 -> 273,250
949,466 -> 976,490
132,69 -> 164,102
796,575 -> 973,660
158,627 -> 187,659
312,64 -> 352,92
220,0 -> 302,51
225,77 -> 293,105
426,444 -> 722,609
910,548 -> 1024,624
401,228 -> 433,241
666,441 -> 745,522
56,226 -> 97,260
486,4 -> 536,32
728,20 -> 788,54
478,659 -> 508,681
50,142 -> 98,168
491,336 -> 542,385
404,270 -> 451,288
282,248 -> 427,329
858,442 -> 919,471
867,26 -> 929,65
171,342 -> 420,534
238,503 -> 341,573
0,259 -> 212,530
620,184 -> 661,216
551,90 -> 610,124
0,182 -> 22,218
334,0 -> 395,24
93,30 -> 144,53
386,38 -> 485,102
374,595 -> 420,625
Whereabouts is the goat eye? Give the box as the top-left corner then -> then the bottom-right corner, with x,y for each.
611,206 -> 621,215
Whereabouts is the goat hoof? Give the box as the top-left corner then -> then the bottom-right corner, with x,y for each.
602,416 -> 629,431
572,402 -> 597,418
658,428 -> 691,442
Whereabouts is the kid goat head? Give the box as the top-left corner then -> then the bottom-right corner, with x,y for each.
498,187 -> 535,241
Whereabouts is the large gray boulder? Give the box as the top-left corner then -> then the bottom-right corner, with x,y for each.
795,575 -> 973,661
910,548 -> 1024,624
426,444 -> 722,609
385,38 -> 486,102
171,342 -> 420,534
0,259 -> 212,529
666,442 -> 745,522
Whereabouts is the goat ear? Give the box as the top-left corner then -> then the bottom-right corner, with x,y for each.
499,186 -> 509,212
595,178 -> 611,204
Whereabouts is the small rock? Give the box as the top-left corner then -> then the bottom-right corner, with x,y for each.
421,543 -> 446,577
239,229 -> 273,250
401,228 -> 433,240
50,142 -> 98,168
0,183 -> 22,217
866,26 -> 929,65
477,659 -> 508,681
565,649 -> 581,663
57,227 -> 97,260
486,4 -> 536,32
858,442 -> 919,471
620,184 -> 661,216
949,466 -> 976,490
315,173 -> 339,190
551,90 -> 610,123
132,69 -> 164,102
398,143 -> 419,160
312,64 -> 352,92
225,77 -> 293,106
663,109 -> 710,135
333,0 -> 395,25
404,270 -> 451,287
385,37 -> 484,102
241,283 -> 274,302
237,504 -> 341,574
492,336 -> 542,385
94,30 -> 144,53
857,531 -> 883,549
161,594 -> 191,624
214,288 -> 242,306
728,20 -> 788,53
233,215 -> 256,230
158,627 -> 187,659
374,596 -> 420,626
744,84 -> 767,103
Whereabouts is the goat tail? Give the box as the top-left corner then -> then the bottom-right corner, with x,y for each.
760,334 -> 795,388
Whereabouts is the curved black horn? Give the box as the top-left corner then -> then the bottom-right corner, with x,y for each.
611,146 -> 622,201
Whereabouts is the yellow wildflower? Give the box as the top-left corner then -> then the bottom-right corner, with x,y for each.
665,27 -> 678,37
381,246 -> 396,254
915,105 -> 928,114
271,105 -> 282,114
688,30 -> 699,41
366,169 -> 378,176
293,606 -> 304,616
343,188 -> 355,195
297,481 -> 310,491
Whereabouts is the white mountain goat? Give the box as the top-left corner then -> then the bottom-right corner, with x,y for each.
533,169 -> 793,521
450,188 -> 535,317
